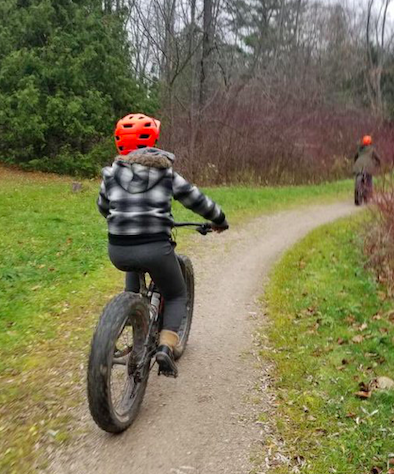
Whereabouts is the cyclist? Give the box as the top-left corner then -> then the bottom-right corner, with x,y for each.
353,135 -> 381,202
97,114 -> 228,376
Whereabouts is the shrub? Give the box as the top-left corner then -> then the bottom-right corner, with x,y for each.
366,175 -> 394,293
162,82 -> 394,185
20,138 -> 117,177
0,0 -> 157,177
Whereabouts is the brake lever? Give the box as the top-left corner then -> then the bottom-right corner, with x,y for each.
196,225 -> 212,235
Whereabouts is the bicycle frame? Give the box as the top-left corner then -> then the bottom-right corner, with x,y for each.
133,222 -> 212,381
133,274 -> 161,381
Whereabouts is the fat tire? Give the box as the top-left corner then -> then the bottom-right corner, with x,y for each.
174,255 -> 195,360
355,175 -> 363,206
87,292 -> 150,434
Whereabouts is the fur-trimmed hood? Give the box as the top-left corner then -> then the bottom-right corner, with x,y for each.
115,147 -> 175,167
108,147 -> 175,194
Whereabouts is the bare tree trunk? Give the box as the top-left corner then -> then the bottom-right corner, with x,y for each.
273,0 -> 285,69
189,0 -> 198,165
294,0 -> 302,47
162,0 -> 176,144
200,0 -> 213,106
365,0 -> 391,118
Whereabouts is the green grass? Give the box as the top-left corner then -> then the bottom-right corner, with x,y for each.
0,167 -> 351,473
263,216 -> 394,474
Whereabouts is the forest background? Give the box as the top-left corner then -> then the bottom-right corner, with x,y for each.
1,0 -> 394,184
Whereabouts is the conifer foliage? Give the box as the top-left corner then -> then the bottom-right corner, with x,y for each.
0,0 -> 156,176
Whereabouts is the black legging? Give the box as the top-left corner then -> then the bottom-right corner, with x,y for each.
108,241 -> 187,332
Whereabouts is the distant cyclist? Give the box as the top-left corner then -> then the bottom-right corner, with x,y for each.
353,135 -> 381,203
97,114 -> 228,376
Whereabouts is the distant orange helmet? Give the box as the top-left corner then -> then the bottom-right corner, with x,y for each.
114,114 -> 161,155
362,135 -> 372,146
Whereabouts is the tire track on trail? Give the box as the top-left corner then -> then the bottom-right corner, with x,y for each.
48,202 -> 356,474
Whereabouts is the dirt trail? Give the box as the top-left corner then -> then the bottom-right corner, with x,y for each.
49,202 -> 356,474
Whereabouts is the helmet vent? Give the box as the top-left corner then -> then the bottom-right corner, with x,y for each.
137,145 -> 146,149
119,146 -> 124,151
140,134 -> 150,139
115,136 -> 120,141
123,124 -> 133,128
144,122 -> 151,127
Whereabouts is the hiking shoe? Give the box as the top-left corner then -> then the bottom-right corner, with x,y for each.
156,345 -> 178,378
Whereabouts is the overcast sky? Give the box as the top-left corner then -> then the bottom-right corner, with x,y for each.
322,0 -> 394,34
324,0 -> 394,17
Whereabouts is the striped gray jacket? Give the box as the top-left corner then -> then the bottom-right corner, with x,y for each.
97,148 -> 226,240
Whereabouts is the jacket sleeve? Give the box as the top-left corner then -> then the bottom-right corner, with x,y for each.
372,150 -> 382,168
354,146 -> 361,162
97,179 -> 110,218
172,172 -> 226,224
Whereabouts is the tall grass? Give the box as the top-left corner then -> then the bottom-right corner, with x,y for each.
264,217 -> 394,474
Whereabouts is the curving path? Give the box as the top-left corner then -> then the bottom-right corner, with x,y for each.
49,202 -> 356,474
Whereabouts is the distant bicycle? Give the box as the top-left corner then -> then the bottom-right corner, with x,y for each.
354,171 -> 372,206
87,222 -> 213,434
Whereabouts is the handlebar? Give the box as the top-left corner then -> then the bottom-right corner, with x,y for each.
173,222 -> 213,235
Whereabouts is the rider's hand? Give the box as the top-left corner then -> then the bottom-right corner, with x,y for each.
212,219 -> 229,233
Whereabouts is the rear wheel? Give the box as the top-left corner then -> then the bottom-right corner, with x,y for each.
355,174 -> 364,206
87,292 -> 150,433
174,255 -> 195,360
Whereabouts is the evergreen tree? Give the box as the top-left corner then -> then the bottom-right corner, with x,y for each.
0,0 -> 158,176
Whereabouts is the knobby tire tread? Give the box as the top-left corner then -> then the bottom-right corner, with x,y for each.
174,255 -> 195,360
87,292 -> 149,434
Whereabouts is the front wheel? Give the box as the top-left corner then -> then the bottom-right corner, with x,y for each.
87,292 -> 150,433
174,255 -> 195,360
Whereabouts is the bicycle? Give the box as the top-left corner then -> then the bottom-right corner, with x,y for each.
354,171 -> 372,206
87,222 -> 213,434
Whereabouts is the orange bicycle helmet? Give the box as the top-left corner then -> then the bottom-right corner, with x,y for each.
362,135 -> 372,146
114,114 -> 161,155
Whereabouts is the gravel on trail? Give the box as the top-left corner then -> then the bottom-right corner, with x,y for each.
48,202 -> 356,474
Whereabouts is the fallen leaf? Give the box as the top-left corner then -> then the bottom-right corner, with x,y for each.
345,412 -> 356,418
352,335 -> 364,344
375,376 -> 394,390
346,315 -> 356,324
355,391 -> 371,399
337,337 -> 345,345
370,467 -> 382,474
359,381 -> 370,391
359,322 -> 368,331
377,291 -> 387,301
